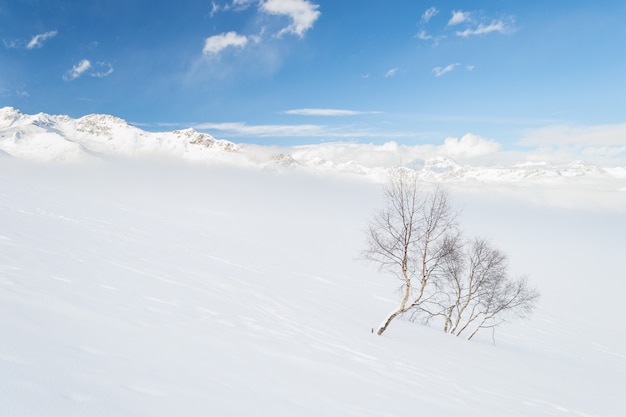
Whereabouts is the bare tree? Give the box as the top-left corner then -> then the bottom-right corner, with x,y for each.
439,238 -> 539,340
362,168 -> 457,335
364,169 -> 539,339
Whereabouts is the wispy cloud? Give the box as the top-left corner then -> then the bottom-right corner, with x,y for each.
193,121 -> 413,140
385,68 -> 399,78
284,108 -> 380,116
91,62 -> 114,78
518,124 -> 626,165
209,1 -> 221,17
432,63 -> 459,77
62,60 -> 113,81
456,20 -> 511,37
415,30 -> 432,40
1,88 -> 30,98
521,123 -> 626,146
415,30 -> 446,45
63,59 -> 92,81
448,10 -> 471,26
195,122 -> 328,137
422,7 -> 438,23
210,0 -> 256,16
419,9 -> 513,43
26,30 -> 57,49
3,30 -> 57,49
260,0 -> 321,38
232,0 -> 256,10
3,38 -> 21,49
203,31 -> 249,55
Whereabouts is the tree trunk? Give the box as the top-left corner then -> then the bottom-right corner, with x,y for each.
376,305 -> 406,335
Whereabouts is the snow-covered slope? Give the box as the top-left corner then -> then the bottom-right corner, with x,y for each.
2,107 -> 625,187
1,160 -> 625,416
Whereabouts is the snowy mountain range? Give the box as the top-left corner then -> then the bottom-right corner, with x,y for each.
0,107 -> 239,162
2,107 -> 625,185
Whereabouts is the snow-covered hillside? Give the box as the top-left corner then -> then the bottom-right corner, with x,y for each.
2,107 -> 625,188
1,159 -> 625,416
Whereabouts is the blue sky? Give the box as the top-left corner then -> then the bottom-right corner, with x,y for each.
1,0 -> 626,149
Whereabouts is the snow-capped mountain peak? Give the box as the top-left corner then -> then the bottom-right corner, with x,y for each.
74,113 -> 136,137
0,106 -> 24,127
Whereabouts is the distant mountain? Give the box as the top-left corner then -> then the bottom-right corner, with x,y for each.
0,107 -> 239,162
2,107 -> 625,185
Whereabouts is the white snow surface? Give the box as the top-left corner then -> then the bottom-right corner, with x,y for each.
1,156 -> 625,416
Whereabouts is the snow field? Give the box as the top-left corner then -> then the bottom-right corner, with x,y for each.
0,160 -> 624,416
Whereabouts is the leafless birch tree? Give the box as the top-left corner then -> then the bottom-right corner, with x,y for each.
363,169 -> 539,339
362,168 -> 457,335
438,238 -> 539,340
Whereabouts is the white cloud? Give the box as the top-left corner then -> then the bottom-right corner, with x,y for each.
581,145 -> 626,159
63,59 -> 91,81
448,10 -> 471,26
211,0 -> 256,14
422,7 -> 438,23
385,68 -> 399,78
432,63 -> 459,77
210,1 -> 222,16
3,38 -> 21,49
520,124 -> 626,147
195,121 -> 327,137
4,30 -> 57,49
62,59 -> 113,80
456,20 -> 509,37
26,30 -> 57,49
260,0 -> 321,37
284,108 -> 379,116
203,31 -> 249,55
193,121 -> 412,139
416,30 -> 432,40
442,133 -> 501,158
0,88 -> 31,98
233,0 -> 256,9
416,30 -> 446,45
91,62 -> 114,78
